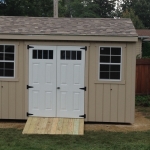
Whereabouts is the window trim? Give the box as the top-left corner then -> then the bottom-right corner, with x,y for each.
99,46 -> 122,81
0,44 -> 16,79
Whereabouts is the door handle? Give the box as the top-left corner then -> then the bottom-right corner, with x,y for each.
57,87 -> 60,89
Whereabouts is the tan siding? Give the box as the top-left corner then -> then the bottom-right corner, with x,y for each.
103,84 -> 111,122
8,82 -> 16,119
95,84 -> 103,121
88,44 -> 96,121
118,85 -> 126,122
1,82 -> 9,118
125,43 -> 133,123
110,84 -> 118,122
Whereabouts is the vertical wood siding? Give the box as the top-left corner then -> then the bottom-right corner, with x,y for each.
136,59 -> 150,95
0,42 -> 26,119
88,42 -> 136,123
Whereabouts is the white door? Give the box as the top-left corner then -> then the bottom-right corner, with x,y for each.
57,46 -> 85,118
29,46 -> 57,117
29,46 -> 85,118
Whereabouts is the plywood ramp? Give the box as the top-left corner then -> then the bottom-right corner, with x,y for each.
22,117 -> 84,135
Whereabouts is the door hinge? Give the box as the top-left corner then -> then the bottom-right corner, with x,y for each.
27,45 -> 34,49
27,85 -> 34,89
79,87 -> 86,91
27,112 -> 33,117
80,46 -> 87,51
79,114 -> 86,118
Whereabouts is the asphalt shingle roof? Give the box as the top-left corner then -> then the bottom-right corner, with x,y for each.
0,16 -> 137,36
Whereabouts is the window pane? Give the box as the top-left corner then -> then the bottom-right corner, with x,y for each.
5,45 -> 14,53
100,47 -> 110,55
66,51 -> 70,60
110,65 -> 120,71
0,69 -> 4,76
77,51 -> 81,60
0,62 -> 4,69
100,72 -> 109,79
5,54 -> 14,60
111,56 -> 121,63
111,48 -> 121,55
33,50 -> 37,59
49,50 -> 53,59
5,69 -> 14,77
5,62 -> 14,69
38,50 -> 42,59
0,53 -> 4,60
100,56 -> 110,63
0,45 -> 4,52
110,72 -> 120,79
43,50 -> 48,59
72,51 -> 76,60
100,64 -> 109,71
61,51 -> 65,59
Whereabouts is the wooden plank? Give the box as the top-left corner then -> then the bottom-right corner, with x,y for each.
136,59 -> 150,65
50,118 -> 59,134
1,82 -> 9,119
103,84 -> 111,122
22,117 -> 33,134
45,118 -> 53,134
67,119 -> 74,135
38,118 -> 48,134
110,84 -> 118,122
73,119 -> 80,135
28,117 -> 38,134
8,82 -> 16,119
118,85 -> 125,122
78,119 -> 84,135
95,84 -> 103,121
34,118 -> 43,134
88,44 -> 96,121
61,118 -> 69,134
56,118 -> 64,134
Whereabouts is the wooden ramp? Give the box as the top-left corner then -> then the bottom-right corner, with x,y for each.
22,117 -> 84,135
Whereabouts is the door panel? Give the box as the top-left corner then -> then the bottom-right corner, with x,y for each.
57,46 -> 85,118
29,46 -> 56,117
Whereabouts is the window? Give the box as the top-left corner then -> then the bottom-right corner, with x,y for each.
0,45 -> 15,77
99,47 -> 121,80
61,50 -> 82,60
33,50 -> 53,59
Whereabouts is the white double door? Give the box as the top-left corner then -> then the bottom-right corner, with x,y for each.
29,46 -> 85,118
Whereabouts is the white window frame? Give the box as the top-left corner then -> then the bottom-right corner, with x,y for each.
0,44 -> 15,78
99,46 -> 122,81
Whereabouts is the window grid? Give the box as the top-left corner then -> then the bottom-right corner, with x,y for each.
99,47 -> 121,80
0,45 -> 15,77
33,50 -> 53,59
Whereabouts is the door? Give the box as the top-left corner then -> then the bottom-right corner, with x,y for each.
28,45 -> 85,118
29,46 -> 57,117
57,46 -> 85,118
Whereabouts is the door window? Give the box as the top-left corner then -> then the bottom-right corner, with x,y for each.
33,50 -> 53,59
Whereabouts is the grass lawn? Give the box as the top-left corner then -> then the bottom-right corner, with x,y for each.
0,129 -> 150,150
136,106 -> 150,119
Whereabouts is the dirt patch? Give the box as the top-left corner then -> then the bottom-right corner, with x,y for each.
0,110 -> 150,132
85,110 -> 150,132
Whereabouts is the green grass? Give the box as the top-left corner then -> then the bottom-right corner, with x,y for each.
136,106 -> 150,119
0,129 -> 150,150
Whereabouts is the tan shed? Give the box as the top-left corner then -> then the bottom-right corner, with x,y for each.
0,16 -> 138,123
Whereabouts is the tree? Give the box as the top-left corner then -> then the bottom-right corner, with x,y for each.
122,0 -> 150,29
122,8 -> 145,29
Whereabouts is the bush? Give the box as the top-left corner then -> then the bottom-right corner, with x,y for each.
135,95 -> 150,107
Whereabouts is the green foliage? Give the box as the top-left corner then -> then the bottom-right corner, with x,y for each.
122,8 -> 145,29
122,0 -> 150,29
135,95 -> 150,107
142,42 -> 150,57
0,129 -> 150,150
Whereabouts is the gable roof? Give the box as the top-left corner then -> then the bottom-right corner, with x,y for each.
136,29 -> 150,36
0,16 -> 137,37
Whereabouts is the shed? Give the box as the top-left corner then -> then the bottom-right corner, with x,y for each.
136,29 -> 150,58
0,16 -> 138,123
